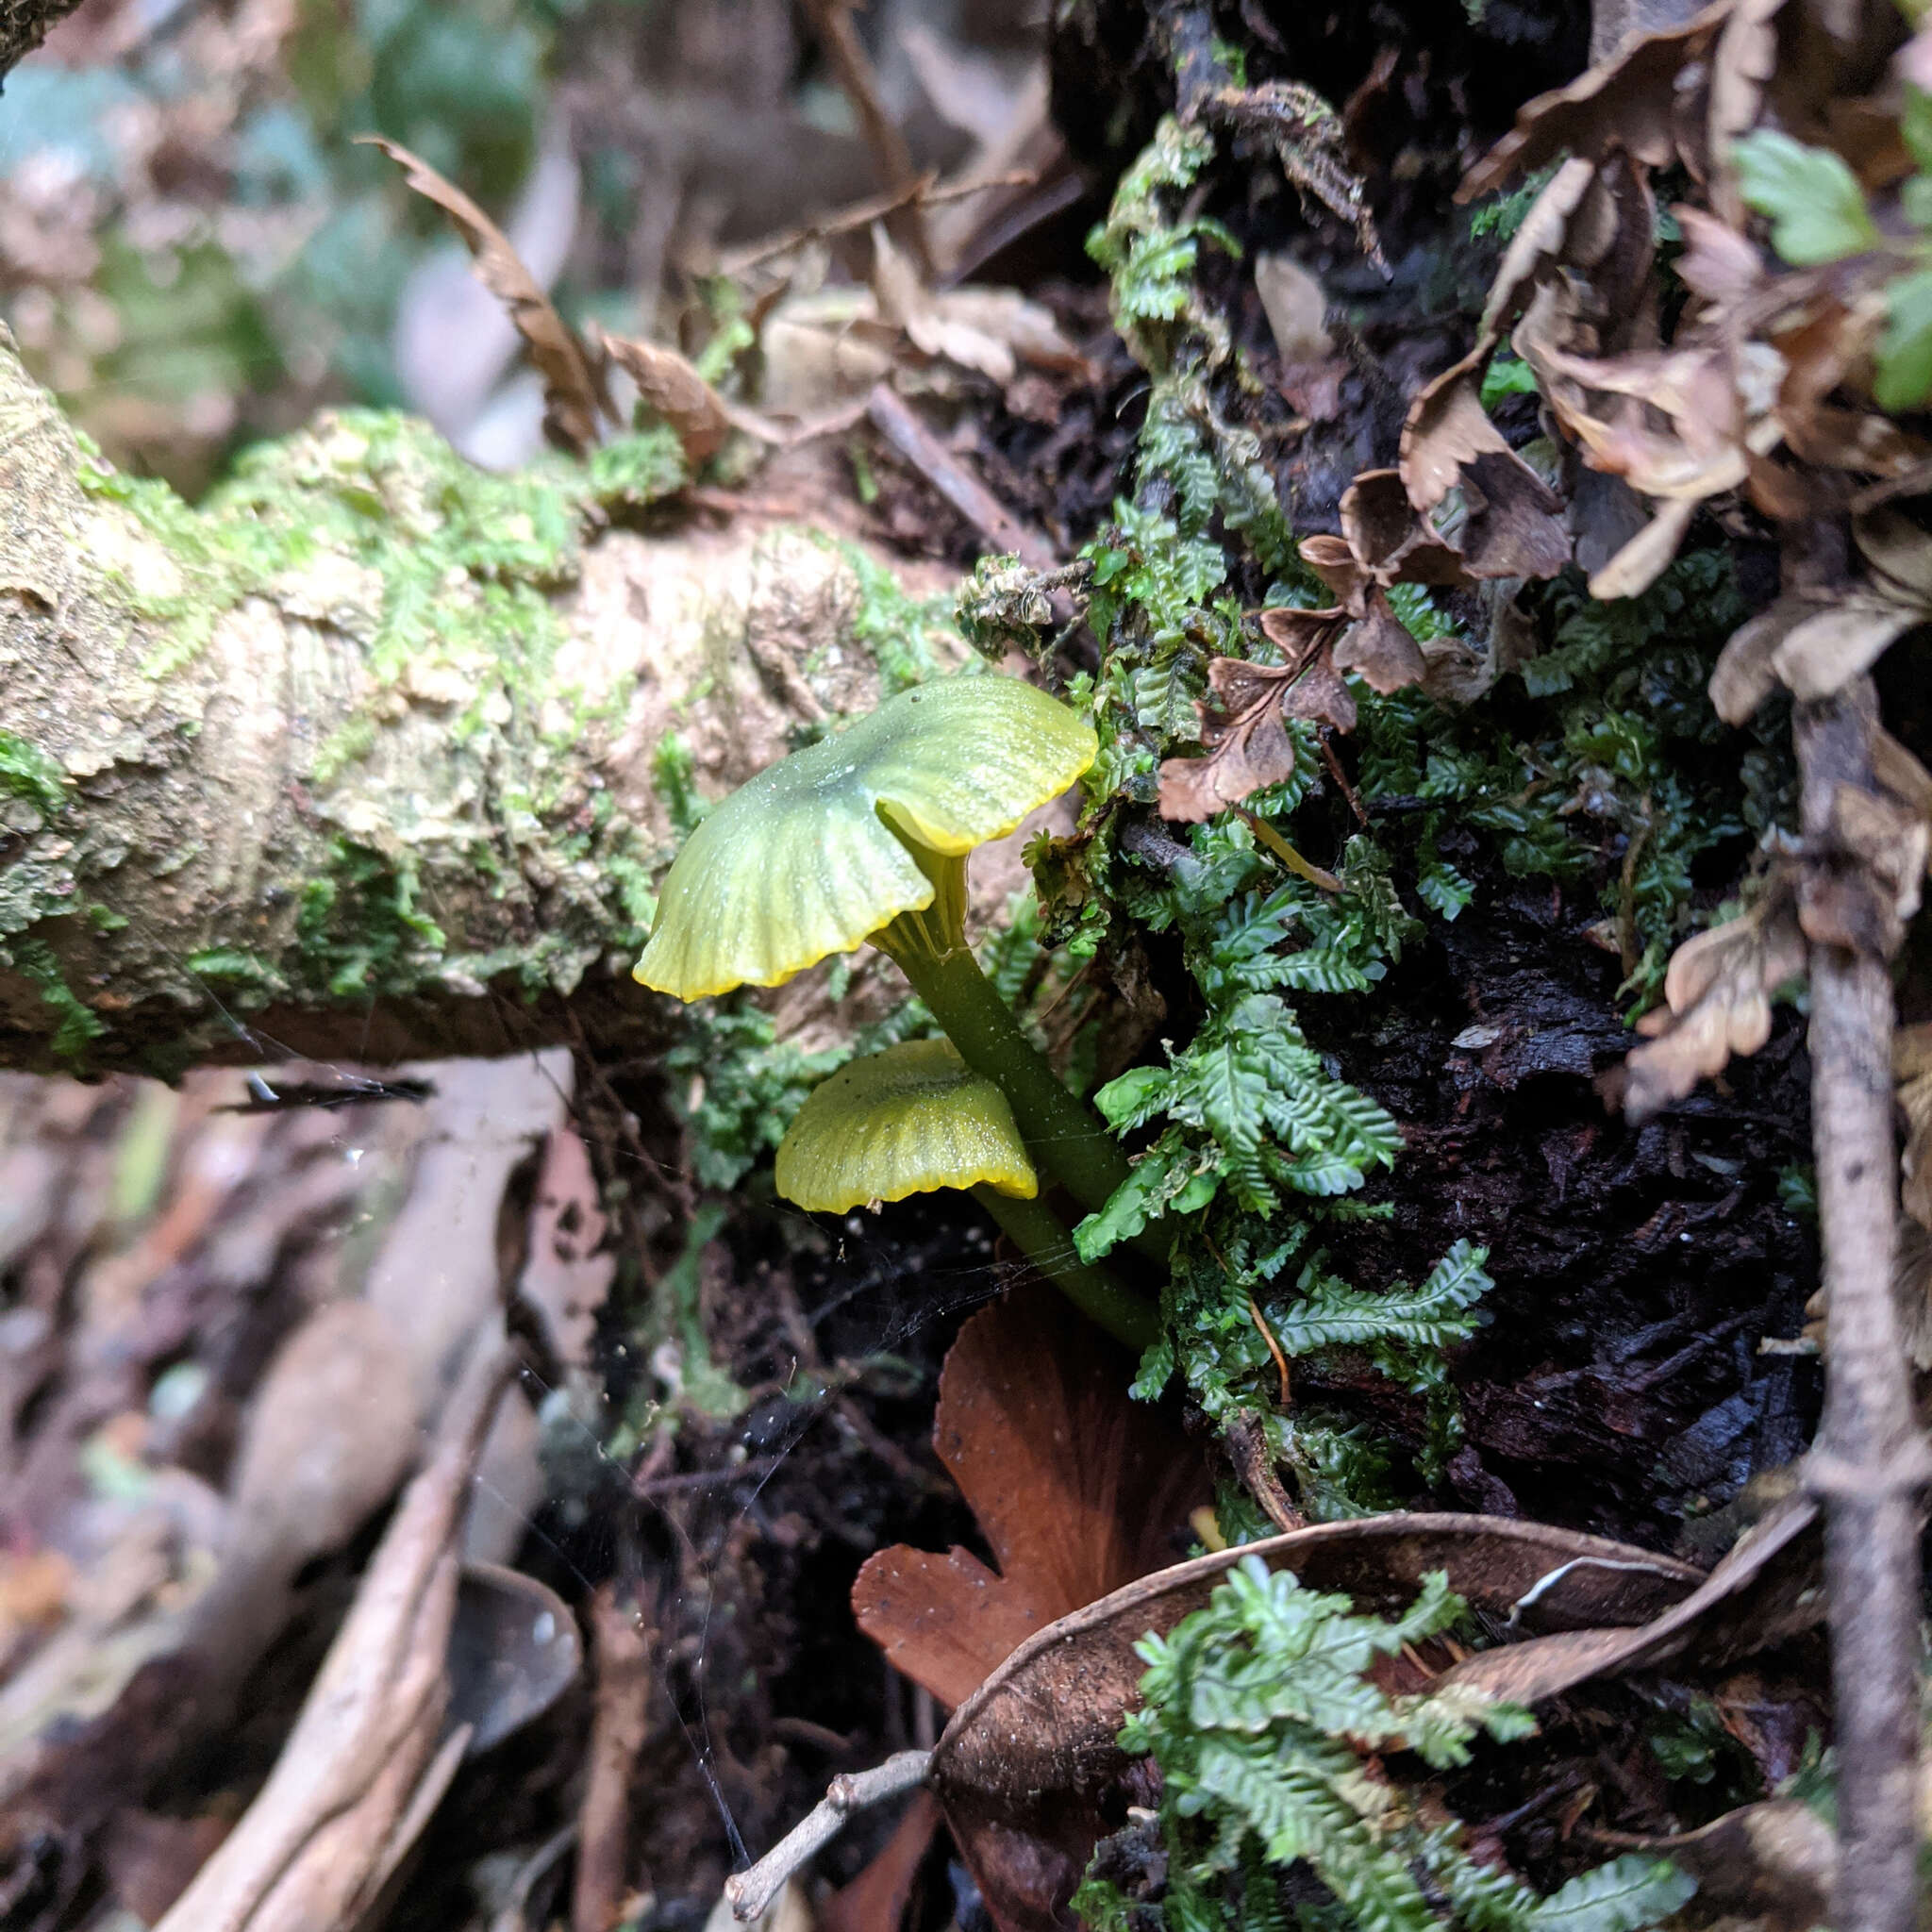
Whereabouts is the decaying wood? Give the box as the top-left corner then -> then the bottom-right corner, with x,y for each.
0,0 -> 81,82
0,334 -> 987,1074
152,1322 -> 519,1932
1796,684 -> 1931,1932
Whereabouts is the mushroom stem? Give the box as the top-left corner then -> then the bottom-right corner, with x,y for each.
877,927 -> 1146,1239
969,1187 -> 1159,1350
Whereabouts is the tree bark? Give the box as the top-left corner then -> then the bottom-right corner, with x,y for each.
0,0 -> 81,85
1797,686 -> 1929,1932
0,331 -> 968,1074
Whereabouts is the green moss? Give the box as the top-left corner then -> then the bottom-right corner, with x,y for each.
75,407 -> 679,700
588,426 -> 687,505
310,714 -> 377,787
652,732 -> 708,839
647,1204 -> 749,1420
184,948 -> 290,1000
0,731 -> 69,818
809,534 -> 956,697
8,936 -> 106,1063
293,836 -> 446,999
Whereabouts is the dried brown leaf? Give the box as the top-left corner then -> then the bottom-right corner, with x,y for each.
1775,293 -> 1926,477
1456,449 -> 1574,580
1773,593 -> 1923,702
1709,591 -> 1824,723
1156,652 -> 1358,822
1396,358 -> 1573,579
1897,1021 -> 1932,1236
154,1326 -> 520,1932
818,1791 -> 941,1932
1340,470 -> 1473,589
1296,535 -> 1369,609
1674,204 -> 1768,309
1590,495 -> 1700,600
360,136 -> 607,455
1621,889 -> 1807,1121
1331,594 -> 1427,694
929,1514 -> 1703,1932
852,1291 -> 1203,1710
1457,0 -> 1732,202
1856,505 -> 1932,603
1478,157 -> 1598,342
1438,1491 -> 1820,1707
1400,355 -> 1501,513
1255,253 -> 1332,364
1605,1797 -> 1834,1932
1708,0 -> 1788,225
594,327 -> 731,471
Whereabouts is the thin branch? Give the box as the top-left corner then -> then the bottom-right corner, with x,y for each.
715,170 -> 1037,279
724,1749 -> 933,1923
798,0 -> 934,277
865,383 -> 1057,569
1796,681 -> 1932,1932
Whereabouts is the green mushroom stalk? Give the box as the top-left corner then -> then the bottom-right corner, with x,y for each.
773,1039 -> 1156,1348
633,675 -> 1158,1265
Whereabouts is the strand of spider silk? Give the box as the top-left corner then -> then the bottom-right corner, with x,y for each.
877,910 -> 1171,1271
970,1184 -> 1158,1349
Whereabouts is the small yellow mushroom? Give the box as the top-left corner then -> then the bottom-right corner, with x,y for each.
635,675 -> 1096,1002
774,1038 -> 1037,1212
774,1040 -> 1156,1349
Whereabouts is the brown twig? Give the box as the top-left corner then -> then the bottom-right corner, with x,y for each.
798,0 -> 933,277
573,1586 -> 658,1932
1318,732 -> 1370,829
724,1749 -> 933,1922
865,384 -> 1057,569
1796,682 -> 1931,1932
715,170 -> 1038,279
1247,1293 -> 1291,1408
1224,1408 -> 1304,1533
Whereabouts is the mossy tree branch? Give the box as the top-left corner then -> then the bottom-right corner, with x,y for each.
0,332 -> 963,1074
0,0 -> 83,85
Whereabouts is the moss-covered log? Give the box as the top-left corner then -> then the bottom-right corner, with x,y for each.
0,330 -> 974,1074
0,0 -> 82,84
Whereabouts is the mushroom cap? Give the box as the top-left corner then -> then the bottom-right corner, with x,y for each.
634,675 -> 1096,1001
774,1039 -> 1039,1212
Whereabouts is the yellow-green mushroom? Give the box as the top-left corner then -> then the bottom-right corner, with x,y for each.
774,1040 -> 1155,1347
634,675 -> 1142,1234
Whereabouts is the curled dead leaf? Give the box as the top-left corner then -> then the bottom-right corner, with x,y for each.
1457,0 -> 1732,202
594,327 -> 732,471
1439,1491 -> 1820,1707
1398,364 -> 1573,579
1156,647 -> 1358,823
852,1291 -> 1204,1710
1621,883 -> 1807,1122
360,137 -> 608,456
1897,1023 -> 1932,1236
925,1513 -> 1704,1932
1340,470 -> 1472,589
1332,597 -> 1429,694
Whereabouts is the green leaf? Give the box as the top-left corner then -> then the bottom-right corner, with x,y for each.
1904,84 -> 1932,175
1075,1133 -> 1192,1259
1093,1063 -> 1174,1132
1877,265 -> 1932,412
1480,353 -> 1541,408
1530,1857 -> 1697,1932
1732,129 -> 1877,264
